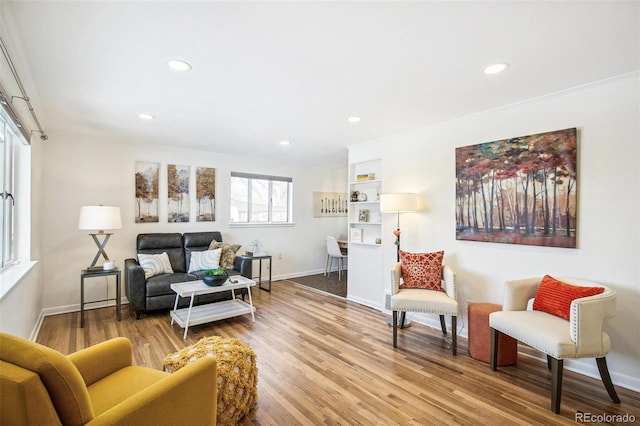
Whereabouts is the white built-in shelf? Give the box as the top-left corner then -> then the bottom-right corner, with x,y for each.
350,179 -> 382,185
349,241 -> 383,247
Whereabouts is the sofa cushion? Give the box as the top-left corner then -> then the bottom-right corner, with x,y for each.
209,240 -> 242,269
138,252 -> 174,279
146,273 -> 196,297
183,232 -> 223,272
399,249 -> 444,290
187,249 -> 222,273
137,233 -> 187,273
532,275 -> 605,321
87,366 -> 167,416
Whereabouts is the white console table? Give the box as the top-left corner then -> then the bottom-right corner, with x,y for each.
170,276 -> 256,339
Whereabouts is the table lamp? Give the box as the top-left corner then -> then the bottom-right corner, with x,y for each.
78,205 -> 122,269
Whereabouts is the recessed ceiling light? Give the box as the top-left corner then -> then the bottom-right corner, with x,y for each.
167,59 -> 192,72
347,116 -> 362,123
138,113 -> 155,120
279,140 -> 291,146
483,63 -> 509,75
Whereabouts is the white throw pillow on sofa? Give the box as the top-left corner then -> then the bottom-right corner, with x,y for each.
188,248 -> 222,273
138,252 -> 174,279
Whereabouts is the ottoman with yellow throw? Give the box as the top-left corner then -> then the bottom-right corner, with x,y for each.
164,336 -> 258,426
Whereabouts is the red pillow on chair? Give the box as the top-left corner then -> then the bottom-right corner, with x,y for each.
399,250 -> 444,290
532,275 -> 604,321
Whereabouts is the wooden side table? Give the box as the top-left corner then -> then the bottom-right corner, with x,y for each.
80,268 -> 121,327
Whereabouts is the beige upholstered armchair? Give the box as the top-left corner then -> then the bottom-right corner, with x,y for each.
390,262 -> 458,355
489,276 -> 620,413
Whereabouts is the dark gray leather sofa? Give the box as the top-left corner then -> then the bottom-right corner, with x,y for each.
124,231 -> 252,319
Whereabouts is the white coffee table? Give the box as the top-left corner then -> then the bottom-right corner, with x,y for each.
170,275 -> 256,339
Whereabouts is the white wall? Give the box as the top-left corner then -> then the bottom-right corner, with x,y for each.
36,136 -> 347,313
349,73 -> 640,390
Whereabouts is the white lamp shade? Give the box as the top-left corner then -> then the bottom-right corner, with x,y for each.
78,206 -> 122,231
380,193 -> 418,213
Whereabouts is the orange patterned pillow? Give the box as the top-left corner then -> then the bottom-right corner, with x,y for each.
399,250 -> 444,291
532,275 -> 604,320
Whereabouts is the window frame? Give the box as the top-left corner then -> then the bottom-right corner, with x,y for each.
229,171 -> 294,226
1,104 -> 27,269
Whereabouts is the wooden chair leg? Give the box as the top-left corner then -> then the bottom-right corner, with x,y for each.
439,314 -> 447,335
490,327 -> 499,371
451,316 -> 457,356
338,258 -> 342,281
547,355 -> 552,370
392,311 -> 398,348
596,357 -> 620,403
399,312 -> 407,329
550,357 -> 563,414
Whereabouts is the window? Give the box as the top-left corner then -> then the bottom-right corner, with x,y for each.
230,172 -> 293,224
1,105 -> 28,268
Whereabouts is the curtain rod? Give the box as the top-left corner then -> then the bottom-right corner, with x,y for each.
0,34 -> 48,141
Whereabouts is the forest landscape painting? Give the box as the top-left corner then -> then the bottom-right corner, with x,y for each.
196,167 -> 215,222
168,164 -> 190,223
135,161 -> 159,223
455,128 -> 577,248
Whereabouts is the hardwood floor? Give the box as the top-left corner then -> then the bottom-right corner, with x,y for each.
37,281 -> 640,425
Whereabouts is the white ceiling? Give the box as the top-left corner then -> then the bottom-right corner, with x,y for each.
2,1 -> 638,166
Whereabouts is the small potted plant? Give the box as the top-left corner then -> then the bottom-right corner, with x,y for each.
202,266 -> 228,286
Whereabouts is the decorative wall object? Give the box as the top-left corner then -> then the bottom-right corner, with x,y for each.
168,164 -> 190,223
196,167 -> 216,222
358,209 -> 369,222
455,127 -> 577,248
313,191 -> 348,217
350,228 -> 362,242
135,161 -> 159,223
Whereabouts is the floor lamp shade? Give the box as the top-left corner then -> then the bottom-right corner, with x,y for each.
380,193 -> 418,213
78,206 -> 122,231
380,193 -> 419,255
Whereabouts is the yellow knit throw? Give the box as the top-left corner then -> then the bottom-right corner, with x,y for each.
164,336 -> 258,426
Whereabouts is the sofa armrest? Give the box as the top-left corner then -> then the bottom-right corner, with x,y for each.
86,357 -> 217,426
234,255 -> 253,279
124,258 -> 146,316
68,338 -> 133,387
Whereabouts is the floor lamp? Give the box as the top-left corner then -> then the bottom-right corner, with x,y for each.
380,193 -> 419,327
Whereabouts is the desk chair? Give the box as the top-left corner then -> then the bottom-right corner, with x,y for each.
325,236 -> 348,281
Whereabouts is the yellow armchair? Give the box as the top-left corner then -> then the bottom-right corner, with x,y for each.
0,332 -> 217,425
